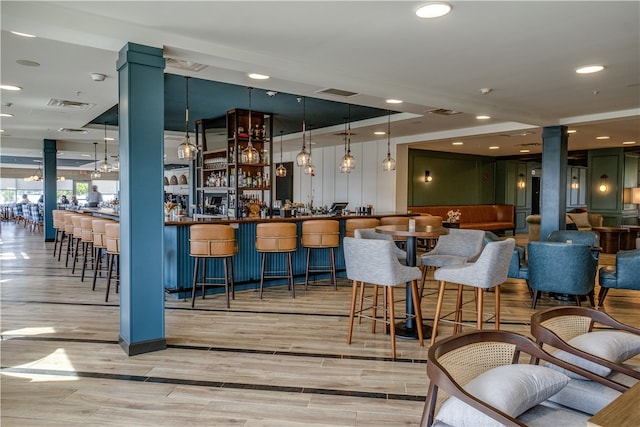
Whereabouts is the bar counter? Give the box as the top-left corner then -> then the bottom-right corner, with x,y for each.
163,213 -> 407,299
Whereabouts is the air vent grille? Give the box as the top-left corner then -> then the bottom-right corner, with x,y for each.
47,99 -> 96,110
426,108 -> 461,115
57,128 -> 88,134
316,88 -> 359,97
166,58 -> 207,72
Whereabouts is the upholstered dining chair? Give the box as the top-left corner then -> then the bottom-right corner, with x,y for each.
546,229 -> 601,260
343,237 -> 424,359
598,249 -> 640,307
430,238 -> 516,345
527,241 -> 598,308
419,330 -> 626,427
484,231 -> 529,283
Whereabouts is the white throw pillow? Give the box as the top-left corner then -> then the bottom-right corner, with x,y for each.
435,364 -> 570,427
549,330 -> 640,379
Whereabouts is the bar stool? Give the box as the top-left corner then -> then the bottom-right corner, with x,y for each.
91,219 -> 113,291
62,212 -> 80,266
79,217 -> 95,282
413,215 -> 443,250
104,222 -> 120,302
189,224 -> 237,308
70,214 -> 86,274
301,220 -> 340,290
345,218 -> 380,238
379,216 -> 409,248
52,210 -> 65,258
255,222 -> 297,299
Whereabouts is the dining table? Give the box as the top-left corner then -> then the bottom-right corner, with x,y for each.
375,224 -> 449,339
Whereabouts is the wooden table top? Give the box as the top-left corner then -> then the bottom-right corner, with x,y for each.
593,226 -> 630,233
587,381 -> 640,427
375,224 -> 449,238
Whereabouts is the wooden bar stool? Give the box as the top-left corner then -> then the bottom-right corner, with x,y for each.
70,214 -> 86,274
52,209 -> 65,258
63,213 -> 83,267
79,217 -> 96,282
91,219 -> 113,291
345,218 -> 380,238
255,222 -> 297,299
189,224 -> 237,308
59,212 -> 74,262
301,220 -> 340,290
104,222 -> 120,302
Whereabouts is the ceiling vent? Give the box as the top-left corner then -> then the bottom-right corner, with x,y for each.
426,108 -> 461,115
166,58 -> 207,72
57,128 -> 88,134
316,88 -> 359,97
47,99 -> 96,110
500,131 -> 536,137
518,142 -> 541,147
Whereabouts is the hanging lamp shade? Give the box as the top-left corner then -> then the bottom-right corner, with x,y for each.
177,76 -> 198,160
24,162 -> 43,182
241,87 -> 260,164
340,106 -> 355,171
100,123 -> 110,173
382,110 -> 396,171
295,96 -> 310,167
111,155 -> 120,171
276,130 -> 287,178
339,118 -> 351,173
91,142 -> 101,179
304,127 -> 314,175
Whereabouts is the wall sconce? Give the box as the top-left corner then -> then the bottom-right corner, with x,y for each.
424,170 -> 433,182
517,173 -> 526,189
632,187 -> 640,204
571,176 -> 579,190
599,174 -> 609,192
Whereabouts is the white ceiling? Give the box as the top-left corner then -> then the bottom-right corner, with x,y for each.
1,1 -> 639,170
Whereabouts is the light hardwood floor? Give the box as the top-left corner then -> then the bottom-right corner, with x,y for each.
1,222 -> 638,426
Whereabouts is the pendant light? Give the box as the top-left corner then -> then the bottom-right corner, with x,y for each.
304,127 -> 315,176
340,105 -> 355,172
339,118 -> 351,173
23,161 -> 43,182
111,154 -> 120,171
295,96 -> 310,167
100,123 -> 110,173
241,86 -> 260,164
91,142 -> 101,179
177,76 -> 197,160
382,110 -> 396,171
276,130 -> 287,178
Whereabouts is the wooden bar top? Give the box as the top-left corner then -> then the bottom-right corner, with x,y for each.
164,212 -> 409,226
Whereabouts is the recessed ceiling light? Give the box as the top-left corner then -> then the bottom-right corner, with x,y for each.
576,65 -> 605,74
476,115 -> 491,120
520,149 -> 531,153
10,31 -> 36,38
596,136 -> 610,140
489,146 -> 499,150
374,131 -> 386,135
81,154 -> 91,157
452,141 -> 463,145
416,2 -> 452,18
16,59 -> 40,67
0,85 -> 22,91
1,113 -> 14,117
386,99 -> 403,104
248,73 -> 269,80
622,141 -> 636,145
567,129 -> 577,134
104,137 -> 115,141
0,129 -> 5,133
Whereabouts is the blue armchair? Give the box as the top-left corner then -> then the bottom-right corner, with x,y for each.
598,249 -> 640,306
546,230 -> 601,260
527,241 -> 598,308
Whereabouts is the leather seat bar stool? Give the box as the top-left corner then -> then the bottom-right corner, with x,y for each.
104,222 -> 120,302
59,211 -> 75,262
70,214 -> 86,274
63,213 -> 84,267
301,220 -> 340,290
380,216 -> 410,248
79,217 -> 96,282
255,223 -> 297,299
189,224 -> 237,308
91,219 -> 113,291
52,210 -> 65,258
413,215 -> 442,251
345,218 -> 380,238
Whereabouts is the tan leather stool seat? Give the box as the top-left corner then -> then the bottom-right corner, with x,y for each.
70,215 -> 85,274
52,210 -> 66,259
379,216 -> 409,245
91,219 -> 114,292
255,223 -> 297,298
104,222 -> 120,302
79,217 -> 95,282
345,218 -> 380,238
189,224 -> 237,308
301,220 -> 340,289
414,215 -> 443,251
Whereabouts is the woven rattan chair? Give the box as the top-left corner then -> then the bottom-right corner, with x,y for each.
420,330 -> 626,427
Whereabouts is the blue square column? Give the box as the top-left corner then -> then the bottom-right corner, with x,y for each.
43,139 -> 58,241
116,43 -> 166,355
540,125 -> 569,241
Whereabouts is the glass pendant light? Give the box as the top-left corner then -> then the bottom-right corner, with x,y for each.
340,105 -> 355,171
91,142 -> 101,179
339,118 -> 351,173
382,110 -> 396,171
24,161 -> 43,182
304,127 -> 315,175
100,123 -> 110,173
295,96 -> 310,167
177,76 -> 198,160
111,155 -> 120,171
241,86 -> 260,164
276,130 -> 287,178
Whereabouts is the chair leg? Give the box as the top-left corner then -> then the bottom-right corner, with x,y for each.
191,257 -> 199,308
419,266 -> 428,301
598,287 -> 610,307
371,284 -> 379,333
387,286 -> 397,359
454,284 -> 464,335
347,280 -> 358,344
304,247 -> 311,289
477,288 -> 484,330
71,238 -> 81,274
57,231 -> 66,261
105,253 -> 114,302
223,256 -> 230,309
431,281 -> 447,346
494,285 -> 501,330
201,259 -> 207,300
531,290 -> 540,309
588,290 -> 595,307
228,257 -> 235,301
92,248 -> 102,291
330,247 -> 337,289
410,280 -> 424,346
575,294 -> 581,307
357,281 -> 366,324
288,252 -> 295,298
259,253 -> 266,299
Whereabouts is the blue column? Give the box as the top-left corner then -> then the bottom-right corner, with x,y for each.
116,43 -> 166,355
43,139 -> 57,241
540,126 -> 568,241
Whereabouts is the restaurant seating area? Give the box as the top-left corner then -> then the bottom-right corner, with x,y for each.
1,220 -> 639,426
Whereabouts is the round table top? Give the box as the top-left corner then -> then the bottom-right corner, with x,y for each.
375,224 -> 449,238
593,226 -> 630,233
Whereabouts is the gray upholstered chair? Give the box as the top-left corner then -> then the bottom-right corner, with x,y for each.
484,231 -> 529,282
431,238 -> 516,345
527,241 -> 598,308
343,237 -> 424,358
354,228 -> 411,265
598,249 -> 640,306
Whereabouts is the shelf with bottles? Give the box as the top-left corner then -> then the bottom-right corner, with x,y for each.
235,166 -> 271,191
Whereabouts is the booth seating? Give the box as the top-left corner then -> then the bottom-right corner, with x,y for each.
408,204 -> 514,234
189,224 -> 237,308
526,213 -> 603,242
301,220 -> 340,290
255,223 -> 297,299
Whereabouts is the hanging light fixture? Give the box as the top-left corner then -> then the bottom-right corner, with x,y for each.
339,118 -> 351,174
100,123 -> 110,173
295,96 -> 310,167
304,126 -> 315,176
23,161 -> 43,182
276,130 -> 287,178
571,175 -> 579,190
177,76 -> 197,160
91,142 -> 101,179
111,155 -> 120,171
340,105 -> 355,172
241,86 -> 260,164
382,110 -> 396,171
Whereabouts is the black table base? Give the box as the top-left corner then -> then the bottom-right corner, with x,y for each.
395,322 -> 433,340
